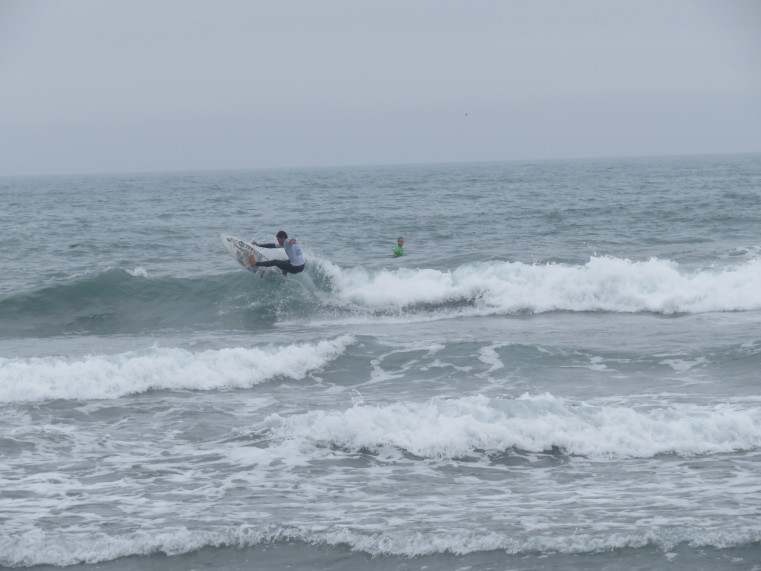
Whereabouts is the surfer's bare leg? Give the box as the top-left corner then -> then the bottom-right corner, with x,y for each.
249,254 -> 258,267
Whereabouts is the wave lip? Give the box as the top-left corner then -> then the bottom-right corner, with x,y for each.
0,335 -> 355,403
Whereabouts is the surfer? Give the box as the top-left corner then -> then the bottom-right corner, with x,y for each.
392,236 -> 405,258
250,231 -> 306,275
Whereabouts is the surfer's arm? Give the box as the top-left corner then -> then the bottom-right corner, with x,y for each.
252,242 -> 278,248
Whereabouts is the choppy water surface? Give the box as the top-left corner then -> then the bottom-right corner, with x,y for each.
1,154 -> 760,570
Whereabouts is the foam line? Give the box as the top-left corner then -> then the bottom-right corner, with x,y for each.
0,335 -> 355,403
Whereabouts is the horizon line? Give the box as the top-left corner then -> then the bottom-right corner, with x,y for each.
2,150 -> 760,179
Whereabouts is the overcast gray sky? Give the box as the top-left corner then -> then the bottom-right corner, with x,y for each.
1,0 -> 760,175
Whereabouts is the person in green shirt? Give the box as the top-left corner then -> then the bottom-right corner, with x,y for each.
392,236 -> 405,258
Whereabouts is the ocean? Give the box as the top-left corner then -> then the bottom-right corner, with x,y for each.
1,154 -> 760,570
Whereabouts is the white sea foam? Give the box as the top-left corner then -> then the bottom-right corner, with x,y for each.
264,393 -> 761,459
3,523 -> 760,566
0,335 -> 354,403
320,256 -> 761,315
125,266 -> 149,277
477,345 -> 505,374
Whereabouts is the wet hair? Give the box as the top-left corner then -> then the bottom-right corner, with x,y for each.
276,231 -> 288,239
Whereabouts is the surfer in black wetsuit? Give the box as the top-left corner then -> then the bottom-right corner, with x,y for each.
249,230 -> 306,275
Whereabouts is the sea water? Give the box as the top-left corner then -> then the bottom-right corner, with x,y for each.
1,154 -> 760,570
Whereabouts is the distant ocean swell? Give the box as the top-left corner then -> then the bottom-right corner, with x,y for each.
3,523 -> 761,567
2,255 -> 761,337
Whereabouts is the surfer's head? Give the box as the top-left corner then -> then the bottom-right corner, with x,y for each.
276,230 -> 288,244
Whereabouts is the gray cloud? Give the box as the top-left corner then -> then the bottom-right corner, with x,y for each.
1,0 -> 760,175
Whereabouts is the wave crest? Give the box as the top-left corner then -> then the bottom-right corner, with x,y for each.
321,256 -> 761,315
263,393 -> 761,459
0,335 -> 355,402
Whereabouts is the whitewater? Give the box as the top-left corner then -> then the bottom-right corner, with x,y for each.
1,154 -> 760,570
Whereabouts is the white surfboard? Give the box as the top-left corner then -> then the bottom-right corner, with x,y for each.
220,234 -> 283,279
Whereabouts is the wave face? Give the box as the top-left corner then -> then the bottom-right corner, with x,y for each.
3,255 -> 761,338
0,266 -> 307,338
